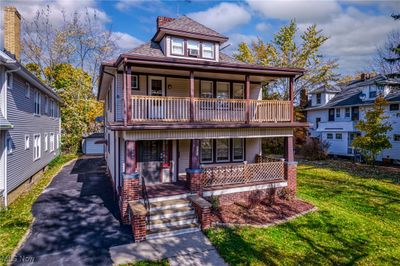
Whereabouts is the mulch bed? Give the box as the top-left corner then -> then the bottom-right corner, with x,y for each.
210,198 -> 315,226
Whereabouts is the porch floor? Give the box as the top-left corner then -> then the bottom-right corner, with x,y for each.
146,181 -> 190,199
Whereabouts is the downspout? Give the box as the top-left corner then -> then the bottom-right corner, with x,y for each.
3,66 -> 20,207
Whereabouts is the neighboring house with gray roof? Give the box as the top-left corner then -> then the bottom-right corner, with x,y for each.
0,7 -> 62,207
305,73 -> 400,163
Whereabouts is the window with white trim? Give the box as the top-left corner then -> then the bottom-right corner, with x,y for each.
232,139 -> 244,161
44,96 -> 49,114
34,90 -> 41,115
49,100 -> 54,117
131,75 -> 139,90
336,133 -> 343,140
345,107 -> 350,117
336,108 -> 340,118
25,83 -> 31,98
44,133 -> 48,151
187,40 -> 200,57
202,42 -> 214,59
171,37 -> 184,55
6,72 -> 13,90
216,139 -> 230,162
7,137 -> 13,154
200,139 -> 213,163
50,133 -> 55,152
33,134 -> 41,160
25,135 -> 30,150
327,133 -> 333,139
57,134 -> 60,149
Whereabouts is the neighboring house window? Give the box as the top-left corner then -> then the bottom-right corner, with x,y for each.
57,134 -> 60,149
316,93 -> 321,104
44,133 -> 48,151
390,104 -> 399,111
216,139 -> 230,162
33,134 -> 41,160
7,137 -> 13,154
25,83 -> 31,98
394,134 -> 400,142
200,80 -> 213,98
25,135 -> 30,150
200,139 -> 213,163
107,89 -> 112,111
336,108 -> 340,118
336,133 -> 343,140
202,42 -> 214,59
369,85 -> 377,98
34,90 -> 41,115
345,107 -> 350,117
328,108 -> 335,121
187,40 -> 200,57
315,117 -> 321,129
232,83 -> 244,99
327,133 -> 333,140
49,100 -> 54,117
352,106 -> 359,121
6,72 -> 13,90
232,139 -> 244,162
44,96 -> 49,114
50,133 -> 55,152
131,75 -> 139,90
171,37 -> 184,55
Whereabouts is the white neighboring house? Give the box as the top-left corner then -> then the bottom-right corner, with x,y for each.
305,74 -> 400,163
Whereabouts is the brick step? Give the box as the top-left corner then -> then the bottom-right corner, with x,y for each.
146,223 -> 200,240
149,206 -> 194,219
146,193 -> 193,203
149,198 -> 191,211
147,214 -> 198,230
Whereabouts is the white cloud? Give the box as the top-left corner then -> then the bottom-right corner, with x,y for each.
111,32 -> 144,51
256,22 -> 270,32
246,0 -> 341,23
115,0 -> 148,11
223,33 -> 258,55
187,3 -> 251,33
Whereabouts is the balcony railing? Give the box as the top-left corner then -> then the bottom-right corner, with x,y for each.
201,159 -> 285,188
131,95 -> 291,123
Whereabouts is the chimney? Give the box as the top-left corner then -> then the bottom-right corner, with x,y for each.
360,73 -> 366,81
4,6 -> 21,60
157,16 -> 175,29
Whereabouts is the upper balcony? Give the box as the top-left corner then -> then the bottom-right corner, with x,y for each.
131,95 -> 291,123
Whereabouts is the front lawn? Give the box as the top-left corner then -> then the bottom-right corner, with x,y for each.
207,160 -> 400,265
0,154 -> 77,264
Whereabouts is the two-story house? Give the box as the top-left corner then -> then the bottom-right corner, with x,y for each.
0,7 -> 62,207
97,16 -> 307,242
305,74 -> 400,163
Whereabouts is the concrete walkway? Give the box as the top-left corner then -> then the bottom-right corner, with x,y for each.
110,231 -> 227,266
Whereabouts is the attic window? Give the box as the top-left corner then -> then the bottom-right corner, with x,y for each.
187,40 -> 200,57
202,42 -> 214,59
171,37 -> 184,55
369,86 -> 377,98
316,93 -> 321,104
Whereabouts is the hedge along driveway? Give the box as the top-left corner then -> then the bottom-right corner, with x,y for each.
206,160 -> 400,265
0,154 -> 77,265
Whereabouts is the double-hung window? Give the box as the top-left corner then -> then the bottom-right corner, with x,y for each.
44,133 -> 48,151
34,90 -> 41,115
316,93 -> 321,104
216,82 -> 230,99
6,73 -> 13,90
202,42 -> 214,59
327,133 -> 333,140
216,139 -> 230,162
336,133 -> 343,140
369,86 -> 377,98
25,83 -> 31,98
131,75 -> 139,90
390,104 -> 399,111
7,137 -> 13,154
200,139 -> 213,163
232,83 -> 244,99
33,134 -> 41,160
394,134 -> 400,142
171,37 -> 184,55
200,80 -> 213,98
49,100 -> 54,117
25,135 -> 30,150
336,108 -> 340,118
44,96 -> 49,114
50,133 -> 55,152
232,139 -> 244,162
345,107 -> 350,118
187,40 -> 200,57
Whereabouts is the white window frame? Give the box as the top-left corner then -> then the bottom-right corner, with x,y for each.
33,134 -> 41,161
336,133 -> 343,140
336,108 -> 340,118
200,139 -> 213,163
44,96 -> 49,114
215,139 -> 230,163
131,75 -> 139,90
7,136 -> 13,154
34,90 -> 41,115
6,72 -> 13,90
50,133 -> 55,152
49,100 -> 54,117
316,93 -> 321,104
44,133 -> 48,151
56,134 -> 60,149
202,42 -> 214,59
327,133 -> 333,140
171,37 -> 184,55
187,40 -> 200,56
345,107 -> 350,117
25,134 -> 30,150
25,83 -> 31,98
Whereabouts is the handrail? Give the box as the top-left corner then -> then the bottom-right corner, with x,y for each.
141,177 -> 150,226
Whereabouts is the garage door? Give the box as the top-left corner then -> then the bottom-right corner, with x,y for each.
85,139 -> 104,154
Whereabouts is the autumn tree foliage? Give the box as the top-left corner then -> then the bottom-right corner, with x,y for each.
353,96 -> 392,165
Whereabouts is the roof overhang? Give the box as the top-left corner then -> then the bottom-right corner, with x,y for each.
152,28 -> 229,44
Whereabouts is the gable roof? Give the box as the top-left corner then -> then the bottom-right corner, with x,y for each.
153,16 -> 228,43
309,85 -> 342,94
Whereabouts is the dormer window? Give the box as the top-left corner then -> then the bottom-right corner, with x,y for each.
369,85 -> 377,98
316,93 -> 321,105
171,37 -> 184,55
202,42 -> 214,59
187,40 -> 200,57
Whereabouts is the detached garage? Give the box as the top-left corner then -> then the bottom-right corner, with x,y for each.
82,133 -> 105,155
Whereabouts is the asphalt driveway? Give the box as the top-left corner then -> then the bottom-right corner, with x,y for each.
14,156 -> 132,266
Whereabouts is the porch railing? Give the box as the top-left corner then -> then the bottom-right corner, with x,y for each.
131,95 -> 291,123
201,160 -> 285,188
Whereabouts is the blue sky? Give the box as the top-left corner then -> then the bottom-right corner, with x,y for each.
8,0 -> 400,75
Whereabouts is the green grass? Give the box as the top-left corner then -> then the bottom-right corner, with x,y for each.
206,160 -> 400,265
119,259 -> 169,266
0,154 -> 77,264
